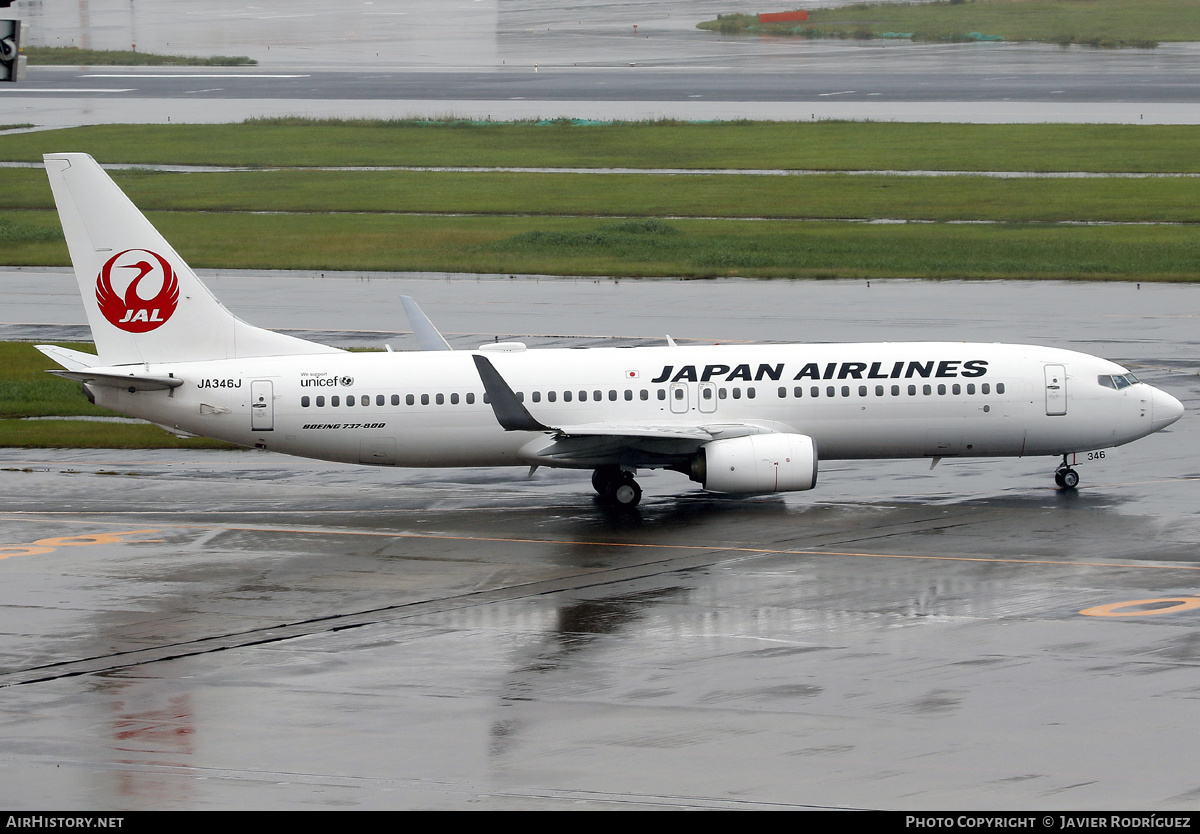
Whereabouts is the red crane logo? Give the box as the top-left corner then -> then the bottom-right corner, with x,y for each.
95,249 -> 180,333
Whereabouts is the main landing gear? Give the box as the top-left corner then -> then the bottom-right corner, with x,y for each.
1054,455 -> 1080,490
592,465 -> 643,508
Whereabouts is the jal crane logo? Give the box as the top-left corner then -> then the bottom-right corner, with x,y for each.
95,249 -> 180,333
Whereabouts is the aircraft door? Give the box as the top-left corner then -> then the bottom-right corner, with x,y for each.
669,382 -> 689,414
698,382 -> 717,413
1044,364 -> 1066,416
250,380 -> 274,430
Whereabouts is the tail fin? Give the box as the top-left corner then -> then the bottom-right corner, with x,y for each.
43,153 -> 340,365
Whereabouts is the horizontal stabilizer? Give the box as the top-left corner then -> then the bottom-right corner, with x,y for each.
47,368 -> 184,392
34,344 -> 97,372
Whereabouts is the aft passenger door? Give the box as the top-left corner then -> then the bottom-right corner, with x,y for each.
1044,364 -> 1067,416
250,380 -> 274,430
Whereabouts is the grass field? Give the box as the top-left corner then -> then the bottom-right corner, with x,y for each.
11,121 -> 1200,172
2,120 -> 1198,281
23,47 -> 256,66
700,0 -> 1200,47
3,122 -> 1199,279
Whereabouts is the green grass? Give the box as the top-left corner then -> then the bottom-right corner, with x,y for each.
700,0 -> 1200,46
5,167 -> 1200,223
4,208 -> 1199,281
0,342 -> 104,418
11,121 -> 1200,172
485,219 -> 1200,280
23,46 -> 256,66
4,120 -> 1199,281
11,211 -> 1196,280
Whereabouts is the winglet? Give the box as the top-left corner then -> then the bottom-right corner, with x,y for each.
400,296 -> 453,351
472,354 -> 551,432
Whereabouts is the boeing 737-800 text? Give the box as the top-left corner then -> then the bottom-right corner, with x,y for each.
37,154 -> 1183,508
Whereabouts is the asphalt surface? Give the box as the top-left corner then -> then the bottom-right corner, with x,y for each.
6,0 -> 1200,124
1,274 -> 1197,810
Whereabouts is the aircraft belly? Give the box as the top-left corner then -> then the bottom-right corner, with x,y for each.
807,412 -> 1028,460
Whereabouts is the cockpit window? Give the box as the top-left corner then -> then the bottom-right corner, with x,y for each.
1100,373 -> 1140,390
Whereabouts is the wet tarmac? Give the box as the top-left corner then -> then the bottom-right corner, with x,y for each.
7,0 -> 1200,124
1,274 -> 1198,809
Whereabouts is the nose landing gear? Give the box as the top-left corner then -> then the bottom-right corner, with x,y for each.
1054,455 -> 1079,490
592,465 -> 643,508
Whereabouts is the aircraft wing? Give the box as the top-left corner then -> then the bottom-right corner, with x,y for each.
473,354 -> 785,467
547,422 -> 714,441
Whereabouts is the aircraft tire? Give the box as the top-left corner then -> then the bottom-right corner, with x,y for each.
1060,468 -> 1079,490
609,478 -> 642,508
592,466 -> 621,495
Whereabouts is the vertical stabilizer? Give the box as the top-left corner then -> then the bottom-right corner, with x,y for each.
43,153 -> 341,365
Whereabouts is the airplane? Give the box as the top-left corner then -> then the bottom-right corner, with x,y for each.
36,153 -> 1184,508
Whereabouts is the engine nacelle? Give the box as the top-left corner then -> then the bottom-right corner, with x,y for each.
694,433 -> 818,494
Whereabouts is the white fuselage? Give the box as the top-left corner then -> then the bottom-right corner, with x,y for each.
88,341 -> 1166,470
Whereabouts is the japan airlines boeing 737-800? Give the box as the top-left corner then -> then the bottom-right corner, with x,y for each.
37,153 -> 1183,508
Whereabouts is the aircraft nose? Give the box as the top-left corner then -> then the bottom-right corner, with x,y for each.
1150,386 -> 1184,432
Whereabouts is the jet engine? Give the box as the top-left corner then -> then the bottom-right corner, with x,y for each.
691,433 -> 817,494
